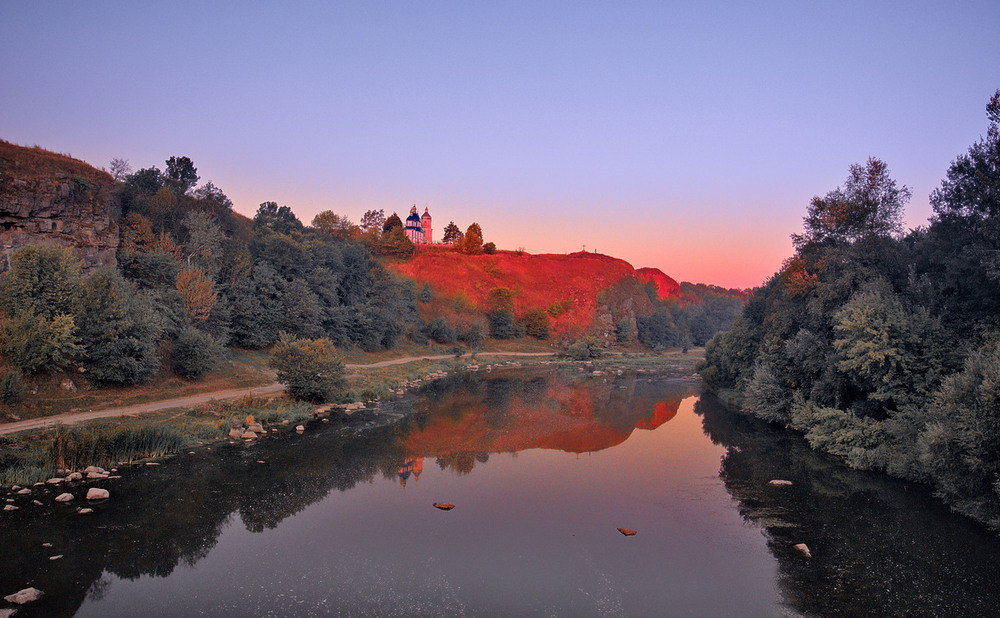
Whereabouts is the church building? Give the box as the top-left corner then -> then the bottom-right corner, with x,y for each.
404,205 -> 433,244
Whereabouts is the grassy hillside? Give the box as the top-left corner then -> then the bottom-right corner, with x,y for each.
389,245 -> 659,337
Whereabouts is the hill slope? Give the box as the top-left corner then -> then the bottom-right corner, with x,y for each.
388,246 -> 666,339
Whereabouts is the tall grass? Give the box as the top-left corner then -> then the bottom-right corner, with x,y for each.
48,425 -> 184,470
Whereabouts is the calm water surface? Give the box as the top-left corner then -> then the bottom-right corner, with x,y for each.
2,368 -> 998,617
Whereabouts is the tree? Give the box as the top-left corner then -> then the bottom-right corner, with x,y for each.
0,245 -> 81,318
520,307 -> 550,339
269,333 -> 347,402
181,211 -> 223,275
175,267 -> 218,323
459,223 -> 484,254
442,221 -> 463,244
379,225 -> 415,258
75,267 -> 163,384
833,280 -> 953,413
360,209 -> 386,232
254,201 -> 303,234
165,155 -> 199,195
793,158 -> 911,248
192,182 -> 234,214
418,283 -> 433,303
483,241 -> 497,254
383,212 -> 403,232
0,313 -> 81,375
311,210 -> 354,238
109,157 -> 132,183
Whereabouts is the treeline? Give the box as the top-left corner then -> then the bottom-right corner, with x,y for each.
1,155 -> 417,391
700,90 -> 1000,529
636,282 -> 745,350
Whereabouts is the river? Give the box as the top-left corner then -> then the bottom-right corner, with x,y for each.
2,368 -> 998,616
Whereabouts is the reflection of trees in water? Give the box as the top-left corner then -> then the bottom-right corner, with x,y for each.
0,370 -> 692,617
696,394 -> 1000,617
0,421 -> 413,617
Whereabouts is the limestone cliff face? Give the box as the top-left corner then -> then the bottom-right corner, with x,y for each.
0,141 -> 118,274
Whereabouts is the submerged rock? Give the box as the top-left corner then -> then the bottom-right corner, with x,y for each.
78,508 -> 93,515
769,480 -> 793,486
617,528 -> 637,536
4,505 -> 17,511
16,488 -> 31,495
54,493 -> 73,503
86,488 -> 109,500
4,587 -> 43,604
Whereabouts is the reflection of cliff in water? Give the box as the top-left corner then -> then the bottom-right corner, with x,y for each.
1,369 -> 687,617
403,370 -> 693,475
695,394 -> 1000,618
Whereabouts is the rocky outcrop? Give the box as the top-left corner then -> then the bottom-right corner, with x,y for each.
0,140 -> 118,274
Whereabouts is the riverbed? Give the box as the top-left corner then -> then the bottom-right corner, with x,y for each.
2,368 -> 998,616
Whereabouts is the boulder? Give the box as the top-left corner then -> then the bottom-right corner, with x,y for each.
49,555 -> 63,561
145,462 -> 160,466
4,587 -> 43,604
67,472 -> 83,481
60,379 -> 77,392
45,478 -> 64,485
228,428 -> 243,439
617,528 -> 637,536
295,425 -> 305,432
248,423 -> 264,433
794,543 -> 812,558
769,480 -> 793,486
241,431 -> 257,440
83,466 -> 106,475
55,493 -> 74,502
16,488 -> 31,495
433,502 -> 455,511
87,472 -> 108,479
4,505 -> 17,511
86,487 -> 109,500
78,508 -> 93,514
32,500 -> 42,506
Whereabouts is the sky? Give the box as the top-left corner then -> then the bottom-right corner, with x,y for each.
1,2 -> 997,288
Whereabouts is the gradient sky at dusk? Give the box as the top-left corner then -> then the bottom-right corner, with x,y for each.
2,2 -> 997,288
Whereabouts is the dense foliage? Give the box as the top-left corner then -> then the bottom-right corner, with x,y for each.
0,154 -> 419,386
700,91 -> 1000,529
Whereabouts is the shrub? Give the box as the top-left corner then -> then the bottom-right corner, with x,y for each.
172,326 -> 225,380
1,370 -> 26,405
567,336 -> 604,360
269,333 -> 347,402
458,325 -> 484,348
0,312 -> 81,374
425,318 -> 457,344
483,242 -> 497,254
520,307 -> 550,340
488,310 -> 517,339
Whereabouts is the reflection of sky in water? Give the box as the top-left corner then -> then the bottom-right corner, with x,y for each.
76,379 -> 781,617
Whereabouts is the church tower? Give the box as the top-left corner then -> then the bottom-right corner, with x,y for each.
421,207 -> 433,244
404,205 -> 424,244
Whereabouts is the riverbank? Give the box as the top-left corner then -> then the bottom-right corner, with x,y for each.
0,350 -> 703,490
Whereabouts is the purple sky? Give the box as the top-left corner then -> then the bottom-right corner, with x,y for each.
2,2 -> 997,288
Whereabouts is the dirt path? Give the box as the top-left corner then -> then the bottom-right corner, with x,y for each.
0,352 -> 554,436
